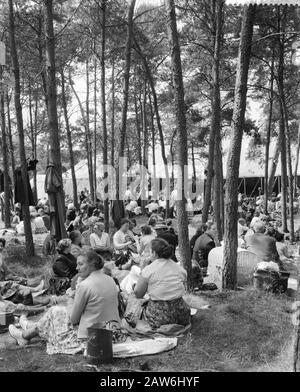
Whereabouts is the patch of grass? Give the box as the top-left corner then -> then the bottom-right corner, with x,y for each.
0,287 -> 294,372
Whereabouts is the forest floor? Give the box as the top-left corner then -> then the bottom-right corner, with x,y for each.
0,287 -> 295,372
0,214 -> 298,372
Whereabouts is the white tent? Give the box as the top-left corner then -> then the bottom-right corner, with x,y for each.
222,136 -> 300,178
63,146 -> 206,197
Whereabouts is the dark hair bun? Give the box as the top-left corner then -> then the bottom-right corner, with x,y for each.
87,251 -> 104,270
151,238 -> 173,259
160,244 -> 173,259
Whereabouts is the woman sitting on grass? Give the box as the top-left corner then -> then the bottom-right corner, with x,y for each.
134,238 -> 190,329
89,222 -> 113,260
52,239 -> 77,280
138,225 -> 156,269
9,251 -> 126,353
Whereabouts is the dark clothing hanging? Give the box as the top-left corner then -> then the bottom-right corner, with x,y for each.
112,200 -> 125,229
14,168 -> 34,205
45,164 -> 68,243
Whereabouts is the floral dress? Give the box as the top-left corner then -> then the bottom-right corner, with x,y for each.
36,306 -> 128,355
37,306 -> 85,355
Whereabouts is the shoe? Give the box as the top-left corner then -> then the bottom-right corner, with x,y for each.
19,315 -> 29,331
9,325 -> 29,347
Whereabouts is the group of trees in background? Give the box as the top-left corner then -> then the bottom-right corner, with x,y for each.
0,0 -> 300,291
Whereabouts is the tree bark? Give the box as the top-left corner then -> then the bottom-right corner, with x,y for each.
28,81 -> 37,205
294,123 -> 300,195
61,71 -> 79,210
223,5 -> 255,290
149,91 -> 157,199
93,51 -> 97,203
9,0 -> 34,256
69,73 -> 94,200
133,38 -> 171,216
0,67 -> 11,228
165,0 -> 192,290
264,53 -> 275,215
44,0 -> 64,184
100,0 -> 109,232
110,58 -> 115,167
86,59 -> 95,202
277,8 -> 288,233
6,93 -> 16,193
212,0 -> 223,242
115,0 -> 136,221
134,89 -> 143,166
268,139 -> 280,194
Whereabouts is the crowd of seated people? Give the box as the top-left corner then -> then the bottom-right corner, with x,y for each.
1,191 -> 193,352
3,187 -> 297,354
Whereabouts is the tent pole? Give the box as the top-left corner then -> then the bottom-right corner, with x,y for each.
244,178 -> 246,196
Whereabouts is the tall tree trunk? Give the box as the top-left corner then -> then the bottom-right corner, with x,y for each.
191,141 -> 196,189
28,81 -> 37,204
44,0 -> 67,241
86,59 -> 95,202
277,7 -> 294,240
277,8 -> 288,233
141,82 -> 148,210
149,91 -> 158,199
165,0 -> 192,290
268,139 -> 280,194
110,58 -> 115,167
100,0 -> 109,232
142,82 -> 148,171
61,71 -> 78,210
0,67 -> 11,228
212,0 -> 223,242
264,53 -> 275,215
69,74 -> 94,200
44,0 -> 64,185
6,93 -> 16,193
93,52 -> 97,203
170,129 -> 177,191
134,85 -> 143,166
282,98 -> 294,240
133,38 -> 170,216
37,10 -> 48,108
115,0 -> 136,222
294,123 -> 300,195
223,5 -> 255,290
9,0 -> 34,255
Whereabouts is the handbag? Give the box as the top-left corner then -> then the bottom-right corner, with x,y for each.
123,294 -> 146,328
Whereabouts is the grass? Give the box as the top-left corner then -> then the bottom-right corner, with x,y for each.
0,286 -> 295,372
0,224 -> 297,372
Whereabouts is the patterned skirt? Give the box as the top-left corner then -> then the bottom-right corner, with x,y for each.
37,306 -> 127,355
143,297 -> 191,329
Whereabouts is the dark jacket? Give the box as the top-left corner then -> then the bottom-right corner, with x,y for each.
53,253 -> 77,279
192,232 -> 215,267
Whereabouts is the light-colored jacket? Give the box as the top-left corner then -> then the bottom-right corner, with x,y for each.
70,270 -> 120,339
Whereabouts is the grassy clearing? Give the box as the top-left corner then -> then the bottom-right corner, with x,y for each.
0,288 -> 294,372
